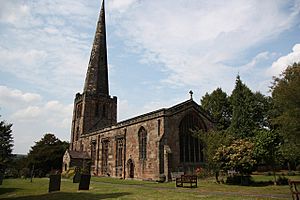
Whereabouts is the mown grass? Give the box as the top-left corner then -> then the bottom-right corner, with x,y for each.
0,174 -> 298,200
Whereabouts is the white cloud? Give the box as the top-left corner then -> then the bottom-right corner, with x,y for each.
267,43 -> 300,76
0,85 -> 72,154
0,1 -> 31,25
112,0 -> 300,90
0,85 -> 42,108
12,106 -> 41,120
108,0 -> 138,13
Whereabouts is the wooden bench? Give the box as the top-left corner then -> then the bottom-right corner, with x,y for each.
176,175 -> 197,188
289,180 -> 300,200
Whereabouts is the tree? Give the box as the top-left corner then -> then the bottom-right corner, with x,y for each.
213,139 -> 256,184
27,133 -> 69,176
229,75 -> 256,138
0,117 -> 14,173
253,130 -> 282,184
197,129 -> 233,182
201,88 -> 232,131
271,63 -> 300,144
252,92 -> 273,129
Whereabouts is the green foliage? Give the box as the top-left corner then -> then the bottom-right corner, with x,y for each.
252,93 -> 273,129
61,167 -> 76,179
280,142 -> 300,170
253,130 -> 282,166
0,118 -> 13,172
253,130 -> 282,184
271,62 -> 300,146
201,88 -> 232,130
229,76 -> 256,138
228,76 -> 271,138
27,133 -> 69,176
6,155 -> 28,178
276,176 -> 289,185
214,139 -> 256,175
197,129 -> 232,174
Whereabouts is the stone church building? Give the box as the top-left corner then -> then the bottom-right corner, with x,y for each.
63,1 -> 213,181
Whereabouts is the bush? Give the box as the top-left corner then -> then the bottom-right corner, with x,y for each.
287,171 -> 296,176
195,167 -> 211,179
61,168 -> 76,179
226,175 -> 253,185
276,176 -> 288,185
157,174 -> 166,183
264,171 -> 272,176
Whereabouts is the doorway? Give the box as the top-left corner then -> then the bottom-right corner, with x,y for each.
127,159 -> 134,178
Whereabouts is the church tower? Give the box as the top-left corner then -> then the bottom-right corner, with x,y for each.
70,0 -> 117,150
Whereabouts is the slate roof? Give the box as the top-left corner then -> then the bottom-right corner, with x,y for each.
68,150 -> 90,159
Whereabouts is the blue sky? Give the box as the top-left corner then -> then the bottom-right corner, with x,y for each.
0,0 -> 300,154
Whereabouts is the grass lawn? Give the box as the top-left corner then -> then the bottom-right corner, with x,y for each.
0,174 -> 298,200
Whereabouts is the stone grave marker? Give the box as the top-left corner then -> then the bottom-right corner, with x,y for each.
78,174 -> 91,190
73,167 -> 81,183
48,174 -> 61,193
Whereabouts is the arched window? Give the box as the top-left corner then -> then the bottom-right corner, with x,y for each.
179,113 -> 204,163
138,127 -> 147,160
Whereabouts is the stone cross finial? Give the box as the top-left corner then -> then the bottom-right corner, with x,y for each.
189,90 -> 193,100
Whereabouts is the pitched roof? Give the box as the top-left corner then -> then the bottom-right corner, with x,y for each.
68,150 -> 91,159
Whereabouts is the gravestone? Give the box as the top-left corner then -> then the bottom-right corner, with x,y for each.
78,174 -> 91,190
73,167 -> 81,183
48,174 -> 61,192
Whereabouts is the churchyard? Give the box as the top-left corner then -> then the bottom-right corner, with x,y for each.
0,173 -> 299,200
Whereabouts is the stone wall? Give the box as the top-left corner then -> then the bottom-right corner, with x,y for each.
75,111 -> 165,181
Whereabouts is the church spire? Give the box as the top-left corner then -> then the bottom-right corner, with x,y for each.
84,0 -> 109,96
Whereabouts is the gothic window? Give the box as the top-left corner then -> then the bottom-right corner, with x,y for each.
101,140 -> 109,175
115,137 -> 124,177
138,127 -> 147,160
179,113 -> 204,163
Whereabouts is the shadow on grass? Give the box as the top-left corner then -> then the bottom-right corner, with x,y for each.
0,188 -> 22,195
0,192 -> 131,200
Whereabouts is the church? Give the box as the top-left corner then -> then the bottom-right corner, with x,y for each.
63,1 -> 213,181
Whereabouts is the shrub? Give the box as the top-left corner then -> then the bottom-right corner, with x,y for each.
61,168 -> 76,179
287,171 -> 295,176
226,175 -> 253,185
195,167 -> 210,179
276,176 -> 288,185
